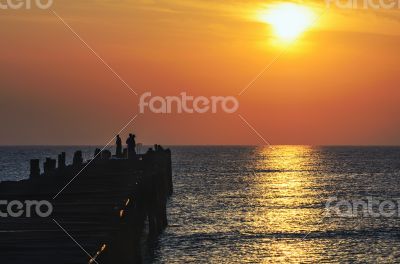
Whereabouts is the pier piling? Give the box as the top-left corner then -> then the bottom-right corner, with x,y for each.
30,159 -> 40,179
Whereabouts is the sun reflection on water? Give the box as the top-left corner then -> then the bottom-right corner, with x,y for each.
243,146 -> 327,260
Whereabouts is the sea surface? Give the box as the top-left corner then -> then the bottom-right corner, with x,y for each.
1,146 -> 400,263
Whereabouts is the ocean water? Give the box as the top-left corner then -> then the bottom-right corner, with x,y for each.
1,146 -> 400,263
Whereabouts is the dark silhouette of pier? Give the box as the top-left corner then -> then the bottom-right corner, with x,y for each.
0,138 -> 173,264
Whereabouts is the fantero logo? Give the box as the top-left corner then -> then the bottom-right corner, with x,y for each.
326,0 -> 400,9
0,200 -> 53,218
0,0 -> 53,10
139,92 -> 240,114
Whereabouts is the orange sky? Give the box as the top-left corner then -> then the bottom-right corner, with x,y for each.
0,0 -> 399,145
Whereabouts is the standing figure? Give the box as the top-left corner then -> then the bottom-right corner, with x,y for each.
116,135 -> 122,157
126,134 -> 137,159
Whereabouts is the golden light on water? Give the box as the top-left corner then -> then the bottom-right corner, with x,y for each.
258,3 -> 316,43
251,146 -> 319,230
244,146 -> 326,261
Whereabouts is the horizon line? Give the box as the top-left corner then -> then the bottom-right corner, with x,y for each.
1,144 -> 400,147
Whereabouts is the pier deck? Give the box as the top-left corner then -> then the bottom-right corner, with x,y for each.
0,147 -> 173,264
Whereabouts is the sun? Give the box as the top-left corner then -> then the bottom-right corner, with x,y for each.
258,3 -> 316,42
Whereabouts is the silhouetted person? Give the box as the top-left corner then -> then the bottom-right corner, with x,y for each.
116,135 -> 122,157
126,133 -> 133,150
126,134 -> 136,159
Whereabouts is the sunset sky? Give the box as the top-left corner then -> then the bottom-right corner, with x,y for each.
1,0 -> 399,145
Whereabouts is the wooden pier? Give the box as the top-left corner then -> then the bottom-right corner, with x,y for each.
0,145 -> 173,264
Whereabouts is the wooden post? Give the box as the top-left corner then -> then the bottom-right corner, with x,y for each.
58,152 -> 66,169
73,151 -> 83,166
30,159 -> 40,179
94,148 -> 101,157
44,158 -> 56,174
